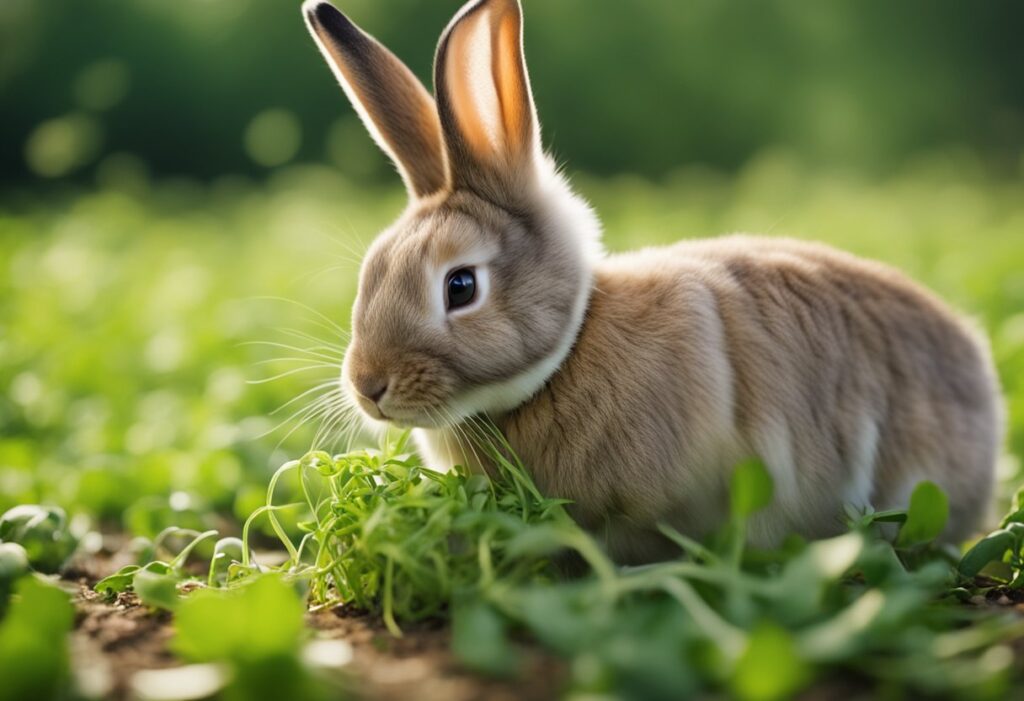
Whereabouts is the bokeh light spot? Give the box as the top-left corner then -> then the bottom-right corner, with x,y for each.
24,113 -> 102,177
244,109 -> 301,167
74,59 -> 130,111
326,117 -> 384,178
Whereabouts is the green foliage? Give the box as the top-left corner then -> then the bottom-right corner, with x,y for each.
732,623 -> 809,701
730,460 -> 774,519
0,543 -> 30,618
452,599 -> 517,676
0,543 -> 29,584
133,564 -> 181,610
93,527 -> 221,607
0,504 -> 77,573
897,481 -> 950,547
0,577 -> 74,701
174,574 -> 305,662
960,529 -> 1015,579
246,435 -> 570,636
958,491 -> 1024,585
174,575 -> 327,701
98,443 -> 1022,699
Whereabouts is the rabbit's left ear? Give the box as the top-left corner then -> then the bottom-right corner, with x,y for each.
435,0 -> 540,204
304,1 -> 448,199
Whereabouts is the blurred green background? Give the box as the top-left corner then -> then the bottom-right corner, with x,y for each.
4,0 -> 1024,182
1,0 -> 1023,531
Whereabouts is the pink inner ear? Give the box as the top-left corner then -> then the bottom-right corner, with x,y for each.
446,8 -> 503,159
494,11 -> 528,153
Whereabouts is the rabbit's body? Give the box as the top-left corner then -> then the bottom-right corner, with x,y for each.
418,235 -> 1000,561
304,0 -> 1002,563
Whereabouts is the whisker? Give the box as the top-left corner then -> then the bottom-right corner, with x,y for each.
275,323 -> 349,345
312,397 -> 350,449
276,327 -> 348,352
293,263 -> 360,288
269,380 -> 342,416
245,296 -> 349,335
255,390 -> 338,441
247,364 -> 339,385
272,393 -> 343,452
239,340 -> 342,364
445,408 -> 483,472
251,356 -> 341,367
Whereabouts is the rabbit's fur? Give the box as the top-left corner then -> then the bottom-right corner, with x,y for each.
304,0 -> 1002,562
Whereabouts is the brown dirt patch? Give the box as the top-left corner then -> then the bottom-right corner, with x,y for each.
308,605 -> 565,701
71,585 -> 177,700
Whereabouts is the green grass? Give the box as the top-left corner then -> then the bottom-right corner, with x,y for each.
70,443 -> 1024,699
1,148 -> 1024,699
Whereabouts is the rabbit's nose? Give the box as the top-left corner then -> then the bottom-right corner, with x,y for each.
353,375 -> 389,404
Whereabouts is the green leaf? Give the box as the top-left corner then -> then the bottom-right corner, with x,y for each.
173,574 -> 305,663
208,537 -> 245,587
0,577 -> 74,701
0,505 -> 77,573
0,543 -> 29,583
300,451 -> 337,477
731,623 -> 810,701
452,598 -> 517,676
768,532 -> 865,624
999,507 -> 1024,527
94,565 -> 141,599
133,567 -> 180,610
897,481 -> 949,547
731,461 -> 774,519
958,529 -> 1015,578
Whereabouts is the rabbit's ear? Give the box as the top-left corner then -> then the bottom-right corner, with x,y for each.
303,1 -> 448,199
434,0 -> 540,203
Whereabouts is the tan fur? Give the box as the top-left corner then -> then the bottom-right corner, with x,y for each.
304,0 -> 1003,564
490,238 -> 1001,561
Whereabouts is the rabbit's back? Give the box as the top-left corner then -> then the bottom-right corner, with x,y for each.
497,235 -> 1000,560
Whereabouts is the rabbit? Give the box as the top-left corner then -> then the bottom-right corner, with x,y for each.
302,0 -> 1003,563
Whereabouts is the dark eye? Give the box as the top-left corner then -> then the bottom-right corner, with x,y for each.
445,267 -> 477,310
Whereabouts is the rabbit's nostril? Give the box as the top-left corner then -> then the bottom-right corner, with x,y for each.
354,376 -> 388,404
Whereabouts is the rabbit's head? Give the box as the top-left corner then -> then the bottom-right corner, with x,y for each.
303,0 -> 601,428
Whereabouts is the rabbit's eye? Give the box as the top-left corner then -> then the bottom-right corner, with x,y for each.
445,267 -> 477,310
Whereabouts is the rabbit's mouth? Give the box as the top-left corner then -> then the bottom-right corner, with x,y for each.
384,408 -> 455,429
353,394 -> 453,430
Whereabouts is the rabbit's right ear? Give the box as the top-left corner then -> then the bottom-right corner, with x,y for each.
434,0 -> 541,206
303,1 -> 448,199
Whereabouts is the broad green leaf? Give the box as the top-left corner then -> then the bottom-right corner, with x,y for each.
0,543 -> 29,583
769,532 -> 865,623
0,505 -> 77,573
0,577 -> 74,701
897,481 -> 949,546
94,565 -> 141,599
732,623 -> 810,701
133,568 -> 180,610
959,529 -> 1015,578
730,461 -> 774,519
999,507 -> 1024,527
451,599 -> 517,676
517,585 -> 597,654
1006,522 -> 1024,540
173,574 -> 305,663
